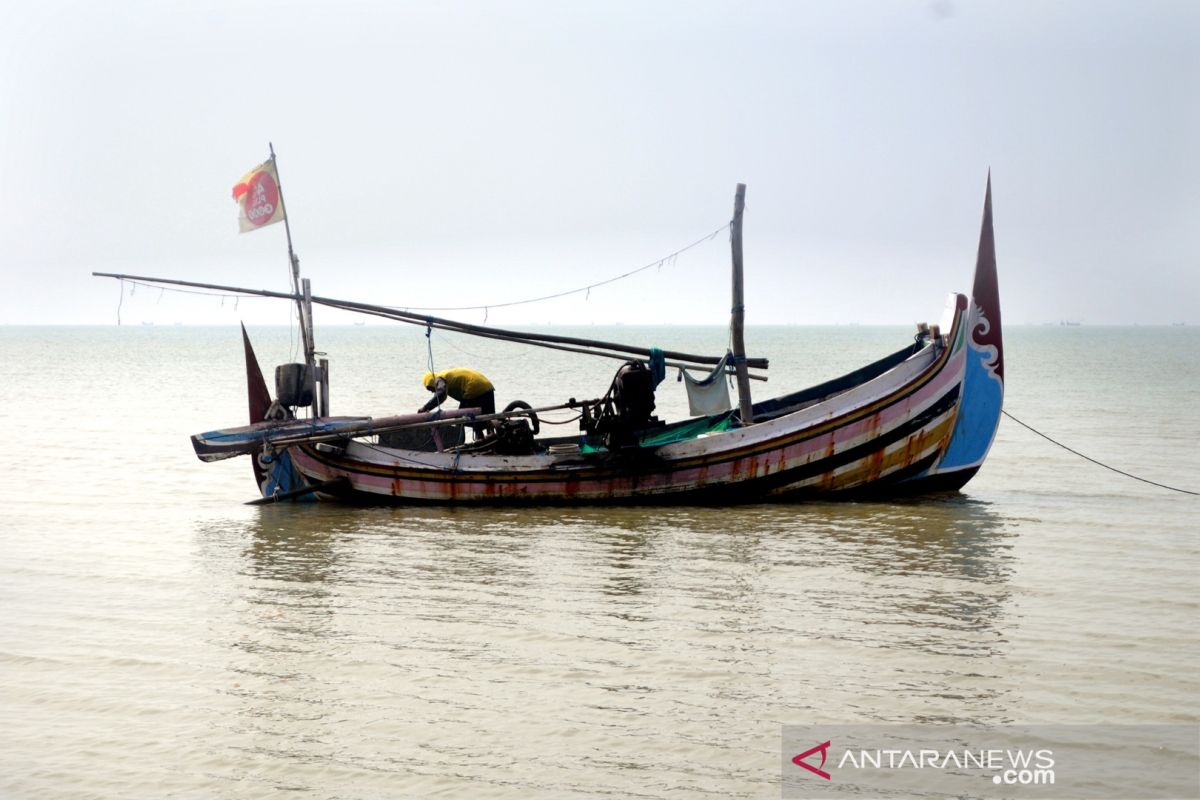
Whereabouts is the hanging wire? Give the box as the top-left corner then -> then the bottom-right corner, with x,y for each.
1002,410 -> 1198,496
437,330 -> 486,360
397,222 -> 730,313
114,279 -> 240,298
107,223 -> 728,320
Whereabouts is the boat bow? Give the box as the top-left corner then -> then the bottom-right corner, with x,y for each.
901,174 -> 1003,491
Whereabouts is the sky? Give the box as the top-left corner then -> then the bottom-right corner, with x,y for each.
1,0 -> 1196,327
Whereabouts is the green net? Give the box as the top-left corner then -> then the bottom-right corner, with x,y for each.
580,412 -> 736,453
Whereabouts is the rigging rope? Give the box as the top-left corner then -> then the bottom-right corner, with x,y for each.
111,221 -> 729,320
424,322 -> 446,412
1002,410 -> 1197,496
436,330 -> 487,360
394,222 -> 730,312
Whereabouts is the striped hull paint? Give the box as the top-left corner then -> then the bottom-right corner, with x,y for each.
283,297 -> 974,504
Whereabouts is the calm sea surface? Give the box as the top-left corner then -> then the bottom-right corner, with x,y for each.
1,324 -> 1197,798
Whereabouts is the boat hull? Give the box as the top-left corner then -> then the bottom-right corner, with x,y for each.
283,294 -> 980,504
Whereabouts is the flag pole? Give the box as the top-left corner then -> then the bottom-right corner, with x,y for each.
269,142 -> 301,293
268,142 -> 318,402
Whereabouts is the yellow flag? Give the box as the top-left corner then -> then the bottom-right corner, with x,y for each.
231,160 -> 286,233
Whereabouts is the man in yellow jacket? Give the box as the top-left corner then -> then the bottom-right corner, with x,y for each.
419,368 -> 496,417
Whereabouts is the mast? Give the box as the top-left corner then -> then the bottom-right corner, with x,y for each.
269,143 -> 322,414
729,183 -> 753,423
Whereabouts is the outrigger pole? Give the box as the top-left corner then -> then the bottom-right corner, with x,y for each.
90,272 -> 770,374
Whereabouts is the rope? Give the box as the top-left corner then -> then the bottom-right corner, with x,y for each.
436,330 -> 487,360
111,220 -> 727,315
117,278 -> 252,299
395,222 -> 730,312
108,217 -> 729,326
1002,410 -> 1198,496
538,413 -> 583,425
356,440 -> 446,469
424,323 -> 444,412
425,322 -> 436,373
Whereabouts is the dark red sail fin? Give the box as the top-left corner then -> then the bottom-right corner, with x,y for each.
242,322 -> 272,423
242,323 -> 273,494
971,172 -> 1003,380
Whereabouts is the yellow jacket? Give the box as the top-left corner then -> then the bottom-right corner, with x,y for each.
423,368 -> 494,401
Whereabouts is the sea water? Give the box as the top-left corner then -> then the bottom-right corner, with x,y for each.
1,324 -> 1197,798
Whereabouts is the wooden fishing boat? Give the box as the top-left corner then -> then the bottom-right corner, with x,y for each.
97,175 -> 1003,505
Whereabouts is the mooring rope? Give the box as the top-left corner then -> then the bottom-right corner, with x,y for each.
1002,410 -> 1198,496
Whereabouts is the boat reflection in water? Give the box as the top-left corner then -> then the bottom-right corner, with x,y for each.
189,495 -> 1015,784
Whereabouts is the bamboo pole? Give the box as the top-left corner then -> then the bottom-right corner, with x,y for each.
316,297 -> 768,380
241,399 -> 596,452
729,183 -> 753,423
91,272 -> 770,371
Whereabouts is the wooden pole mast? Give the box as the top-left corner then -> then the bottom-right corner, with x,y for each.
269,142 -> 322,414
730,183 -> 753,423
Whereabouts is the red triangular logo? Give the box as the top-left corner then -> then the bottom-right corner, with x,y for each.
792,740 -> 832,780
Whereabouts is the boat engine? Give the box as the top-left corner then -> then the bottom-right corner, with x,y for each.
492,400 -> 540,456
613,361 -> 656,428
582,361 -> 662,449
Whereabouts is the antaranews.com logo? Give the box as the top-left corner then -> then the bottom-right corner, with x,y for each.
792,738 -> 1055,785
781,725 -> 1198,799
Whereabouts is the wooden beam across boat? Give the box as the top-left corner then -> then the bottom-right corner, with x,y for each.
191,399 -> 597,462
91,272 -> 769,371
192,410 -> 474,462
314,296 -> 768,381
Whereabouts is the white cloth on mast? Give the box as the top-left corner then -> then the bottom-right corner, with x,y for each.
679,352 -> 733,416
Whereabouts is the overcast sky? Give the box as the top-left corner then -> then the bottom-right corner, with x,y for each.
1,0 -> 1196,327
